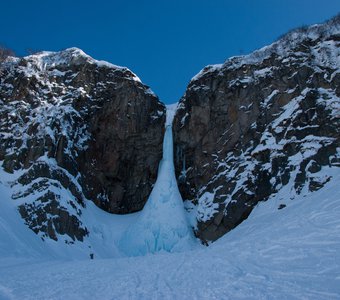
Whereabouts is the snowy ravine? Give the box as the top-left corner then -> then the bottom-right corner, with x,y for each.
119,104 -> 197,255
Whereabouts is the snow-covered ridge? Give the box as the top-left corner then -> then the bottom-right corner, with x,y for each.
190,14 -> 340,82
6,47 -> 142,83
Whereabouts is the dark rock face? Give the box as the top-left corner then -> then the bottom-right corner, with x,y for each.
0,48 -> 165,241
173,17 -> 340,243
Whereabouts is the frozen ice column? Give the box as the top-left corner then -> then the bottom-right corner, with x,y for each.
118,107 -> 196,256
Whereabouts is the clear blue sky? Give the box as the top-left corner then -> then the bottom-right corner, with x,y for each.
1,0 -> 339,104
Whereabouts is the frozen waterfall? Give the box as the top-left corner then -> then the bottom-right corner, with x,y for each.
118,105 -> 197,256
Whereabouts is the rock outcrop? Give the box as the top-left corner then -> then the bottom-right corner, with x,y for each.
173,16 -> 340,243
0,48 -> 165,241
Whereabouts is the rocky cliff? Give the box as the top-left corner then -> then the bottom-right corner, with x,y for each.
173,16 -> 340,243
0,48 -> 165,242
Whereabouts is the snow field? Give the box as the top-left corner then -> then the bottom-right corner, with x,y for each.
1,170 -> 339,299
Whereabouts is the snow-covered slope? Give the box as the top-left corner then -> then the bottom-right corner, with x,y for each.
0,168 -> 339,299
0,164 -> 142,260
191,15 -> 340,82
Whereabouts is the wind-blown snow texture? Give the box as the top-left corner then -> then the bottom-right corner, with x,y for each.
119,106 -> 197,256
0,167 -> 339,299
